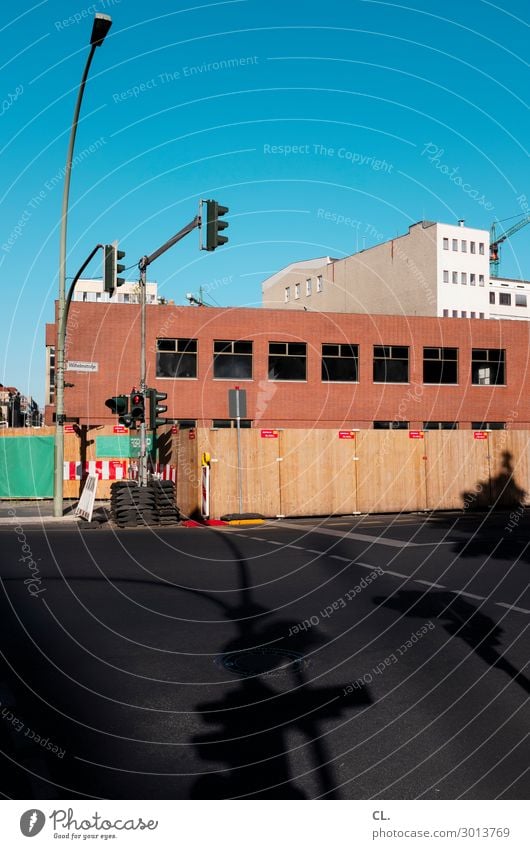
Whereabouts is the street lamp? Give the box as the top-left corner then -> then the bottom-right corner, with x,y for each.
53,13 -> 112,517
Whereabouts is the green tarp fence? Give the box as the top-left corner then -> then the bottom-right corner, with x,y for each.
0,436 -> 54,498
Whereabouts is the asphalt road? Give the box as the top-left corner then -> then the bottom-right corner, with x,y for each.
0,511 -> 528,800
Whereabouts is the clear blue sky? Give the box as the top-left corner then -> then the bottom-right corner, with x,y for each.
2,0 -> 529,404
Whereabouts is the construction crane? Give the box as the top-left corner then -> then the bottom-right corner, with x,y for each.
490,213 -> 530,277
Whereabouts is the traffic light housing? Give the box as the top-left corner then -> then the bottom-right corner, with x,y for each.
203,199 -> 229,251
148,388 -> 169,429
130,390 -> 145,425
103,240 -> 126,296
105,395 -> 132,427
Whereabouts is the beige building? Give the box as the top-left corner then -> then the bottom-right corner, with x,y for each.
262,220 -> 492,320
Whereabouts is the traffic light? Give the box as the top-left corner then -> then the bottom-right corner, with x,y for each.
148,388 -> 169,429
104,395 -> 132,427
103,240 -> 126,296
130,390 -> 145,425
202,199 -> 229,251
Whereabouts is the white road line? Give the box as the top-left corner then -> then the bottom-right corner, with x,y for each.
415,579 -> 446,589
276,521 -> 418,548
449,589 -> 486,601
383,569 -> 408,579
495,602 -> 530,615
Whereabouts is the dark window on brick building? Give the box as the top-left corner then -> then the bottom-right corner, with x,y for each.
471,422 -> 505,430
156,338 -> 197,378
268,342 -> 307,380
423,421 -> 458,430
212,419 -> 252,428
321,344 -> 359,381
471,349 -> 505,385
213,340 -> 253,379
373,346 -> 409,382
423,347 -> 458,384
373,420 -> 409,429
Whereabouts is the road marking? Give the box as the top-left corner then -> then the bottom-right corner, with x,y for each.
415,579 -> 446,589
449,589 -> 487,601
495,602 -> 530,615
383,569 -> 408,579
276,521 -> 418,548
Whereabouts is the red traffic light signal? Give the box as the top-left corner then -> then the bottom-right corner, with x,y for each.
130,390 -> 145,423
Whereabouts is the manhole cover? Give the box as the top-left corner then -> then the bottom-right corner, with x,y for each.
215,647 -> 309,678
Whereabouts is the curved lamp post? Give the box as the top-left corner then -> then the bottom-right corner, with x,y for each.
53,13 -> 112,517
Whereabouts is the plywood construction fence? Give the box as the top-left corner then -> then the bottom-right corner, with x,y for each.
1,426 -> 529,516
187,428 -> 530,518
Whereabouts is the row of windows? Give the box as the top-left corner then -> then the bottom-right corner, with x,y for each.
176,419 -> 506,430
156,339 -> 506,385
73,292 -> 158,304
442,270 -> 485,286
285,276 -> 324,302
442,237 -> 485,254
442,310 -> 485,319
489,291 -> 527,307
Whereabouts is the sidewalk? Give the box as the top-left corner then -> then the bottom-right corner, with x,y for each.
0,500 -> 103,525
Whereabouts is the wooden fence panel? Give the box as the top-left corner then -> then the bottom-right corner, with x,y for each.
423,430 -> 491,511
355,431 -> 427,514
174,430 -> 200,518
198,429 -> 281,518
279,429 -> 358,516
488,431 -> 530,508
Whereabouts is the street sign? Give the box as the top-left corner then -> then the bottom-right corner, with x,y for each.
129,433 -> 154,457
113,425 -> 127,434
261,429 -> 278,439
228,388 -> 247,419
409,431 -> 424,439
338,431 -> 356,439
64,425 -> 75,433
474,431 -> 488,440
66,360 -> 98,372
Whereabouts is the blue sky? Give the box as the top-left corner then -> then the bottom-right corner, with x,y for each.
2,0 -> 530,404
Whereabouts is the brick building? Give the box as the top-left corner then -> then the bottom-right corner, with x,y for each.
45,304 -> 530,429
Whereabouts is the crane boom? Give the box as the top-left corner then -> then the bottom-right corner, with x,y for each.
490,214 -> 530,277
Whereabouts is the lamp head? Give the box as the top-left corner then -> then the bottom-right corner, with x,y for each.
91,13 -> 112,47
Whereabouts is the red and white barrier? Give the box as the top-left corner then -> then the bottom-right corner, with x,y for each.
64,461 -> 176,482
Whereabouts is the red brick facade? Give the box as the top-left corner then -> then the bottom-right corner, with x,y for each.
45,304 -> 530,429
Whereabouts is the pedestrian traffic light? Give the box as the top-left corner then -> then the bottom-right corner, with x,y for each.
202,199 -> 229,251
130,390 -> 145,425
148,388 -> 169,429
103,240 -> 126,296
104,395 -> 132,427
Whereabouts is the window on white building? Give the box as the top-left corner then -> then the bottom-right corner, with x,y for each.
489,292 -> 495,304
461,310 -> 467,318
443,309 -> 449,317
452,271 -> 458,284
306,278 -> 312,296
443,237 -> 449,250
470,311 -> 476,318
470,241 -> 476,254
452,239 -> 458,251
452,310 -> 458,317
470,273 -> 476,285
443,270 -> 449,283
461,272 -> 467,284
516,294 -> 527,307
316,275 -> 323,292
461,240 -> 467,252
479,274 -> 485,285
499,292 -> 511,306
479,243 -> 485,255
479,313 -> 485,319
284,287 -> 290,303
294,283 -> 300,299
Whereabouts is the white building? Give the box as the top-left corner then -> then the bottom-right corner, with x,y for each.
71,277 -> 158,305
262,220 -> 528,321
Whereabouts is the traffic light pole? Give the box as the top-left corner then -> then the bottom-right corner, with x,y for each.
137,214 -> 200,487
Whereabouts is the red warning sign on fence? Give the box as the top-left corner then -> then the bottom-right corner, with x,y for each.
64,425 -> 75,433
338,431 -> 356,439
261,429 -> 279,439
189,429 -> 196,440
409,431 -> 424,439
474,431 -> 488,440
113,425 -> 127,434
